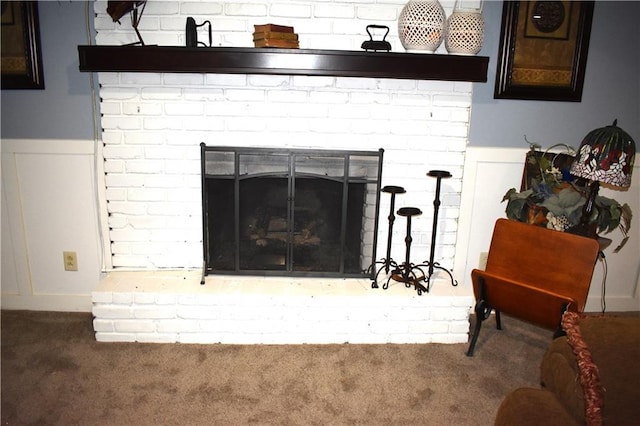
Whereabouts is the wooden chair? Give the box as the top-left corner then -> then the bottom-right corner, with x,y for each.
466,218 -> 600,357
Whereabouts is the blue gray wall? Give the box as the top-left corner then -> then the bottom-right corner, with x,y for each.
1,1 -> 96,140
2,1 -> 639,147
470,1 -> 639,148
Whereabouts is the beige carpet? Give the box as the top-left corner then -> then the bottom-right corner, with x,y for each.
2,309 -> 553,425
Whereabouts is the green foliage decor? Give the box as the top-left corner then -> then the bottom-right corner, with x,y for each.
503,145 -> 632,252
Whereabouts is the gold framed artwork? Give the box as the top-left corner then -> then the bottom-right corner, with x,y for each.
1,1 -> 45,89
494,1 -> 594,102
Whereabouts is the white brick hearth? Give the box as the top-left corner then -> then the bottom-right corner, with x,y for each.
93,272 -> 472,344
91,0 -> 476,344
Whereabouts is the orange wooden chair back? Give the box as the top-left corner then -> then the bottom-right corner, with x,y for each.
472,218 -> 600,329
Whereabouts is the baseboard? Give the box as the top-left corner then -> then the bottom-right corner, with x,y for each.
1,294 -> 92,312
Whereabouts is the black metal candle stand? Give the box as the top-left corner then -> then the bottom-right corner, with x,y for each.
371,170 -> 458,295
370,185 -> 405,288
384,264 -> 430,295
413,260 -> 457,292
383,207 -> 431,295
418,170 -> 458,291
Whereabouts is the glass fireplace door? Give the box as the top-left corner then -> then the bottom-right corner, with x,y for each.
237,153 -> 290,271
201,145 -> 383,278
291,155 -> 345,273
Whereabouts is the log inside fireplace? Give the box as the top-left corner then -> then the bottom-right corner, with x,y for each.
201,145 -> 383,279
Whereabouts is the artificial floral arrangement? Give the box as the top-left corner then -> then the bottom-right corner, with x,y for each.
502,142 -> 633,252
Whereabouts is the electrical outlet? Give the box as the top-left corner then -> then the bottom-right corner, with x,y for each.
63,251 -> 78,271
478,252 -> 488,270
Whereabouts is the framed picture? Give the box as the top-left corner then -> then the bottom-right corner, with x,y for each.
1,1 -> 45,89
520,148 -> 575,191
494,1 -> 594,102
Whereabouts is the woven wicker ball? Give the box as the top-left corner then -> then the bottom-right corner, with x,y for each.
445,10 -> 484,55
398,0 -> 446,53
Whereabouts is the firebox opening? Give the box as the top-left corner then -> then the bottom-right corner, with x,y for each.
201,145 -> 383,279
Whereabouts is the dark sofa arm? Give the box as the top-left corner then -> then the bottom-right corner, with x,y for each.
494,388 -> 579,426
542,315 -> 640,425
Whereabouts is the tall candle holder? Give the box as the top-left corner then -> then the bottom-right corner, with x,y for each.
417,170 -> 458,291
371,185 -> 406,288
384,207 -> 430,295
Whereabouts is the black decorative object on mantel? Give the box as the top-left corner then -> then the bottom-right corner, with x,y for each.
107,0 -> 147,46
361,25 -> 392,52
185,17 -> 212,48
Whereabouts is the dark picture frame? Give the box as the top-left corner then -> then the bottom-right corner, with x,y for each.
1,1 -> 45,89
494,1 -> 594,102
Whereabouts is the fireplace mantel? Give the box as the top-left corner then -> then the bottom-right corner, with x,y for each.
77,45 -> 489,82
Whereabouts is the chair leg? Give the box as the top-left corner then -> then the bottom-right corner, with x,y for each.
466,318 -> 482,357
466,299 -> 491,357
495,310 -> 502,330
553,303 -> 570,339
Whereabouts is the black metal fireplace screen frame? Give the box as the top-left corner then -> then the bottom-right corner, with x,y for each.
200,144 -> 384,280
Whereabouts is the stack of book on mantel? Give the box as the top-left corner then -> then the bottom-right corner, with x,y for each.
253,24 -> 299,49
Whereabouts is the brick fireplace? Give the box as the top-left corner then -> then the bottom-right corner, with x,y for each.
90,0 -> 477,343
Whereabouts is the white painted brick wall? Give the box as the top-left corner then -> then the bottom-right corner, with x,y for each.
91,1 -> 475,344
94,0 -> 469,271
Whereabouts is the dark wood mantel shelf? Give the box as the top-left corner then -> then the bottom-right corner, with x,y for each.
78,45 -> 489,82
